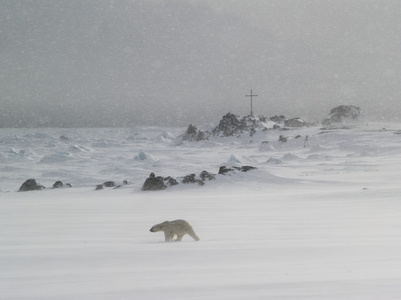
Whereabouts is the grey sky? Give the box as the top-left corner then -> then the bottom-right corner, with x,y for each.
1,0 -> 400,127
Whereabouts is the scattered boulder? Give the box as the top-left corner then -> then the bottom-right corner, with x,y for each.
19,179 -> 45,192
52,181 -> 72,189
142,173 -> 167,191
53,181 -> 63,188
218,166 -> 235,175
142,166 -> 255,191
279,135 -> 287,143
95,180 -> 130,190
113,180 -> 131,189
164,176 -> 179,187
200,170 -> 216,181
322,105 -> 361,125
103,181 -> 116,188
181,174 -> 204,186
218,165 -> 257,175
240,166 -> 257,172
284,118 -> 307,127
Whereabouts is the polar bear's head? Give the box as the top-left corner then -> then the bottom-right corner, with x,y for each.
150,221 -> 169,232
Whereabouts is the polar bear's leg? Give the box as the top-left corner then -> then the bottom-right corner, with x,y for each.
164,231 -> 172,242
187,228 -> 200,241
175,234 -> 185,241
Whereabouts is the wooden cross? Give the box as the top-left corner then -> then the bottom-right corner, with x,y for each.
245,89 -> 258,115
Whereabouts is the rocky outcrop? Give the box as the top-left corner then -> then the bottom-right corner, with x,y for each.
200,170 -> 216,181
284,118 -> 307,127
19,179 -> 45,192
181,174 -> 204,186
164,176 -> 179,187
182,124 -> 208,141
212,113 -> 270,137
218,165 -> 257,175
212,113 -> 247,136
322,105 -> 361,125
141,166 -> 255,191
142,173 -> 167,191
96,180 -> 129,190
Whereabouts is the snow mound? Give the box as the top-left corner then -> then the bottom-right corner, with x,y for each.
266,157 -> 282,164
227,154 -> 242,165
9,148 -> 37,157
259,142 -> 276,152
224,154 -> 256,167
307,154 -> 330,160
281,153 -> 302,161
155,131 -> 176,142
134,151 -> 159,162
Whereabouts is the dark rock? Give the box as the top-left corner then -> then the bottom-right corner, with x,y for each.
284,118 -> 307,127
113,180 -> 131,189
273,124 -> 281,130
95,181 -> 117,190
182,174 -> 204,186
164,176 -> 179,186
200,170 -> 215,181
53,181 -> 64,188
218,166 -> 235,175
212,113 -> 247,136
52,181 -> 71,189
212,113 -> 273,137
240,166 -> 257,172
279,135 -> 287,143
103,181 -> 116,187
182,124 -> 207,141
322,105 -> 361,125
19,179 -> 45,192
270,115 -> 286,123
250,127 -> 256,136
218,165 -> 257,175
142,172 -> 167,191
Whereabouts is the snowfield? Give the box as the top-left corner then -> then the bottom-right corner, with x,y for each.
1,123 -> 401,299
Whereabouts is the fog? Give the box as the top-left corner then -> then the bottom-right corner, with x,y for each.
1,0 -> 400,127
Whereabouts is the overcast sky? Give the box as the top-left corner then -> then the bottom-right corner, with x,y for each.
1,0 -> 400,127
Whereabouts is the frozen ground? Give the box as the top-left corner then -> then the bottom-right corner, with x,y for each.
1,123 -> 401,299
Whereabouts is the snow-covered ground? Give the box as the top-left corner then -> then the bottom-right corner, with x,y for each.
1,123 -> 401,299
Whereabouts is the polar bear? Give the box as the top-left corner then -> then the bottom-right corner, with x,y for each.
150,219 -> 200,242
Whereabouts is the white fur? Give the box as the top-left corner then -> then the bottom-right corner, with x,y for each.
150,219 -> 200,242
